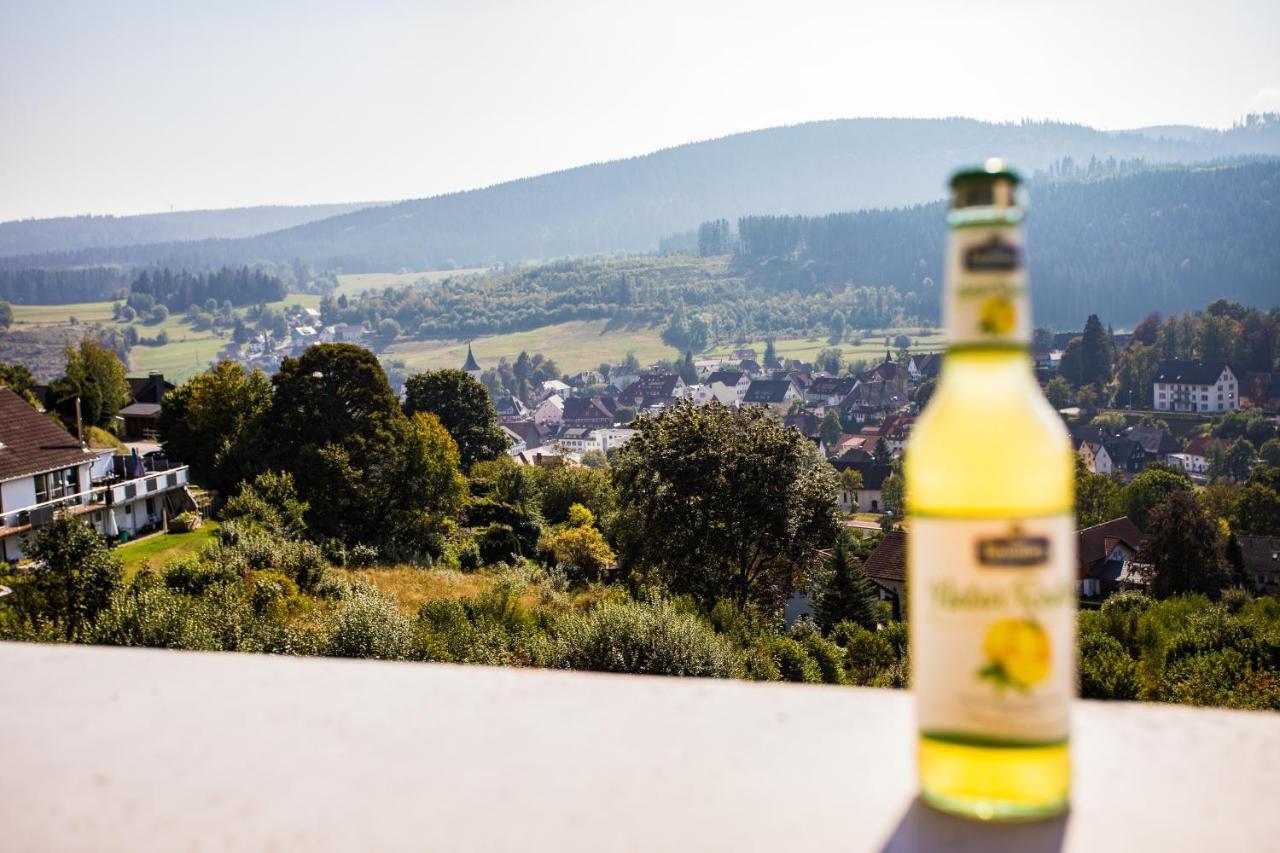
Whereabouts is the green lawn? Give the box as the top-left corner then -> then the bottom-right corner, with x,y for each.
333,269 -> 485,299
385,319 -> 675,374
9,301 -> 119,325
703,328 -> 946,364
116,521 -> 220,575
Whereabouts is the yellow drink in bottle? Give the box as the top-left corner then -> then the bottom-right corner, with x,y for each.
908,160 -> 1075,820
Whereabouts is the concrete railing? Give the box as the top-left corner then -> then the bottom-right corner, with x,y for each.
1,641 -> 1277,852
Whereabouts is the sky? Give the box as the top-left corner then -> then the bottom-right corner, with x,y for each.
1,0 -> 1278,222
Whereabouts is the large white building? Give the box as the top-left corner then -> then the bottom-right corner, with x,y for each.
0,388 -> 193,563
1152,361 -> 1238,413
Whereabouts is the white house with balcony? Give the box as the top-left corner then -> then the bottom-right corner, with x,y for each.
0,388 -> 194,563
1152,361 -> 1238,413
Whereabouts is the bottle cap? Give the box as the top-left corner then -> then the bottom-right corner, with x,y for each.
949,158 -> 1023,211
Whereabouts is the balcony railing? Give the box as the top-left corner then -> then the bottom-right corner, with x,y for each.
1,641 -> 1276,851
0,466 -> 188,533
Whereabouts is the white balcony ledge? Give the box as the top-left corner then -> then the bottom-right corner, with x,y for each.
1,641 -> 1277,852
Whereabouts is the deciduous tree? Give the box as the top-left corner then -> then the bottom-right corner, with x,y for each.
403,369 -> 510,469
611,402 -> 838,610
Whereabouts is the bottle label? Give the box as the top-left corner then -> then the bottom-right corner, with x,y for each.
945,224 -> 1030,347
910,513 -> 1075,744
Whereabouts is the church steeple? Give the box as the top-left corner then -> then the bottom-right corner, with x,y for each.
462,341 -> 481,377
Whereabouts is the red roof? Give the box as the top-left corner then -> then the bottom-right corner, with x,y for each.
0,388 -> 97,483
864,529 -> 906,583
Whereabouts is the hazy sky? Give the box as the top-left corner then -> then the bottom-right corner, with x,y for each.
2,0 -> 1278,221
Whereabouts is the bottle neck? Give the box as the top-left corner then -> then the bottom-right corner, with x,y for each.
943,210 -> 1030,353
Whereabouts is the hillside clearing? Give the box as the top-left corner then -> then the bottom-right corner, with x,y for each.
385,319 -> 675,374
334,269 -> 486,299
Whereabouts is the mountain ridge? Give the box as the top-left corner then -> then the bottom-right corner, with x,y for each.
4,115 -> 1279,272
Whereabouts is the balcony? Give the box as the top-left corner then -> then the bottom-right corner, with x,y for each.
2,641 -> 1276,851
0,466 -> 189,538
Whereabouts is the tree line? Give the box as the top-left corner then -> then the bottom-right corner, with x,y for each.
690,160 -> 1280,327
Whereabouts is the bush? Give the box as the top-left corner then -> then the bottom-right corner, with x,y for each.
477,524 -> 522,565
163,556 -> 237,596
766,636 -> 822,683
1078,629 -> 1141,700
325,585 -> 415,660
554,598 -> 741,678
91,575 -> 218,650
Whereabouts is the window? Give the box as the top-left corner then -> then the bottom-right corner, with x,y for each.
145,497 -> 156,517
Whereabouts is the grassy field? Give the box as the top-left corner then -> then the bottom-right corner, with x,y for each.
704,328 -> 946,364
385,319 -> 675,374
9,295 -> 323,383
116,521 -> 220,575
6,301 -> 119,325
333,269 -> 485,299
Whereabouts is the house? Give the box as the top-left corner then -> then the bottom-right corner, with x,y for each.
593,427 -> 637,454
1125,426 -> 1180,464
561,397 -> 614,430
742,379 -> 798,414
1079,441 -> 1112,476
127,373 -> 174,406
738,359 -> 763,378
910,352 -> 943,380
732,348 -> 758,361
839,379 -> 906,423
679,384 -> 716,406
828,458 -> 893,513
1239,535 -> 1280,595
1100,437 -> 1148,476
493,395 -> 530,423
501,426 -> 527,456
805,376 -> 857,407
119,403 -> 163,440
863,529 -> 906,619
555,428 -> 598,454
1077,517 -> 1146,598
532,395 -> 564,428
1170,435 -> 1226,478
618,373 -> 684,409
1152,361 -> 1238,413
333,323 -> 367,343
537,379 -> 571,401
706,370 -> 750,406
784,410 -> 824,439
504,420 -> 545,451
860,415 -> 914,454
0,389 -> 194,562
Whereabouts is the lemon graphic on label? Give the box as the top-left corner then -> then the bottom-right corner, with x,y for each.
978,295 -> 1016,336
978,618 -> 1050,692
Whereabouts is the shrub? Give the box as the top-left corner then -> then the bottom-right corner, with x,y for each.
833,621 -> 902,686
477,524 -> 522,565
325,585 -> 415,660
163,556 -> 237,596
766,636 -> 822,683
91,577 -> 218,650
554,598 -> 741,678
801,633 -> 848,685
347,543 -> 380,568
248,570 -> 300,617
1078,629 -> 1141,700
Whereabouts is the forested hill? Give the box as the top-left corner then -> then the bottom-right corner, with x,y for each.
5,115 -> 1279,272
0,201 -> 385,259
715,160 -> 1280,326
